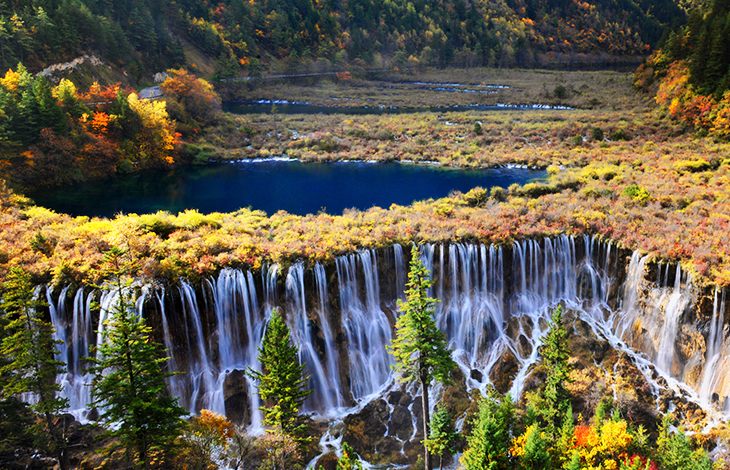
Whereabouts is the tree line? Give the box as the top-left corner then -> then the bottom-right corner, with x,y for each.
635,0 -> 730,138
0,0 -> 683,81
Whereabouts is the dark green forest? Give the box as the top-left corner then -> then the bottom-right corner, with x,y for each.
0,0 -> 684,81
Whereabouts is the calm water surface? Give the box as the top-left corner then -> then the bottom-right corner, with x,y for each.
29,161 -> 546,218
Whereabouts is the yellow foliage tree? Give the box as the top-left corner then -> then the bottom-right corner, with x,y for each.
0,69 -> 20,92
711,90 -> 730,137
127,93 -> 178,165
571,420 -> 633,470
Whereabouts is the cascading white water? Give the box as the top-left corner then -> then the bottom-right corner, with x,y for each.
178,280 -> 218,414
157,287 -> 186,403
656,266 -> 690,373
45,234 -> 730,438
286,262 -> 337,411
700,288 -> 727,407
336,250 -> 394,400
314,262 -> 343,409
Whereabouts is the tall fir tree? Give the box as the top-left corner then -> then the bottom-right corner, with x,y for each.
541,304 -> 572,438
459,391 -> 513,470
424,405 -> 458,470
248,308 -> 311,444
88,247 -> 186,469
388,244 -> 456,470
0,267 -> 68,470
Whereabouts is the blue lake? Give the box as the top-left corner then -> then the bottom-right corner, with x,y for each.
28,160 -> 546,218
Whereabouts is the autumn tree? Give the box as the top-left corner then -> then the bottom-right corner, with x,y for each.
126,92 -> 179,167
88,247 -> 186,469
248,309 -> 311,444
257,431 -> 302,470
0,267 -> 68,470
388,244 -> 456,470
179,409 -> 234,470
160,68 -> 220,126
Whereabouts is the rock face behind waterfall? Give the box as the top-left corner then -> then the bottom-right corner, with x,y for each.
45,235 -> 730,468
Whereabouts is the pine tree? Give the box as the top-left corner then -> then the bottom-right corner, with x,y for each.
88,247 -> 186,469
520,425 -> 550,470
424,405 -> 458,470
0,267 -> 68,470
459,392 -> 513,470
337,442 -> 364,470
655,414 -> 713,470
389,243 -> 456,470
541,304 -> 572,438
248,308 -> 311,443
33,76 -> 66,135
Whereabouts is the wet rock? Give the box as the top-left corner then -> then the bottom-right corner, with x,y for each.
489,351 -> 519,394
517,334 -> 533,358
389,405 -> 413,440
403,437 -> 425,462
470,369 -> 483,383
387,390 -> 404,405
224,369 -> 251,425
343,398 -> 394,464
523,366 -> 546,393
314,451 -> 338,470
399,392 -> 413,407
681,352 -> 704,389
411,397 -> 424,441
376,436 -> 406,460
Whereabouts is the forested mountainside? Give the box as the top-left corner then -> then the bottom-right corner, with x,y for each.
635,0 -> 730,137
2,0 -> 683,81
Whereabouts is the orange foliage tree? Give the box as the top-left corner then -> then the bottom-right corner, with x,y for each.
179,409 -> 235,470
161,69 -> 220,127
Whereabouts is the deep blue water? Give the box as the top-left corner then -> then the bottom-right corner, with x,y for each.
28,161 -> 545,218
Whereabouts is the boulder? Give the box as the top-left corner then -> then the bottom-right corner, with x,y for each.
389,405 -> 413,440
223,369 -> 251,425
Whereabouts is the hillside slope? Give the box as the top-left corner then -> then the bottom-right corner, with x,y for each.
1,0 -> 684,83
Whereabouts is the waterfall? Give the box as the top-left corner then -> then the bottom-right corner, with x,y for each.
434,243 -> 504,372
157,287 -> 185,402
178,281 -> 218,414
286,262 -> 337,411
336,250 -> 394,400
657,266 -> 689,373
393,244 -> 406,301
700,288 -> 727,406
44,235 -> 730,433
314,262 -> 343,409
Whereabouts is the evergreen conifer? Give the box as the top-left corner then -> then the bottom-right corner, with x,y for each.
88,247 -> 186,468
541,305 -> 572,438
424,405 -> 458,470
248,308 -> 311,443
459,392 -> 513,470
388,244 -> 456,470
0,267 -> 68,469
